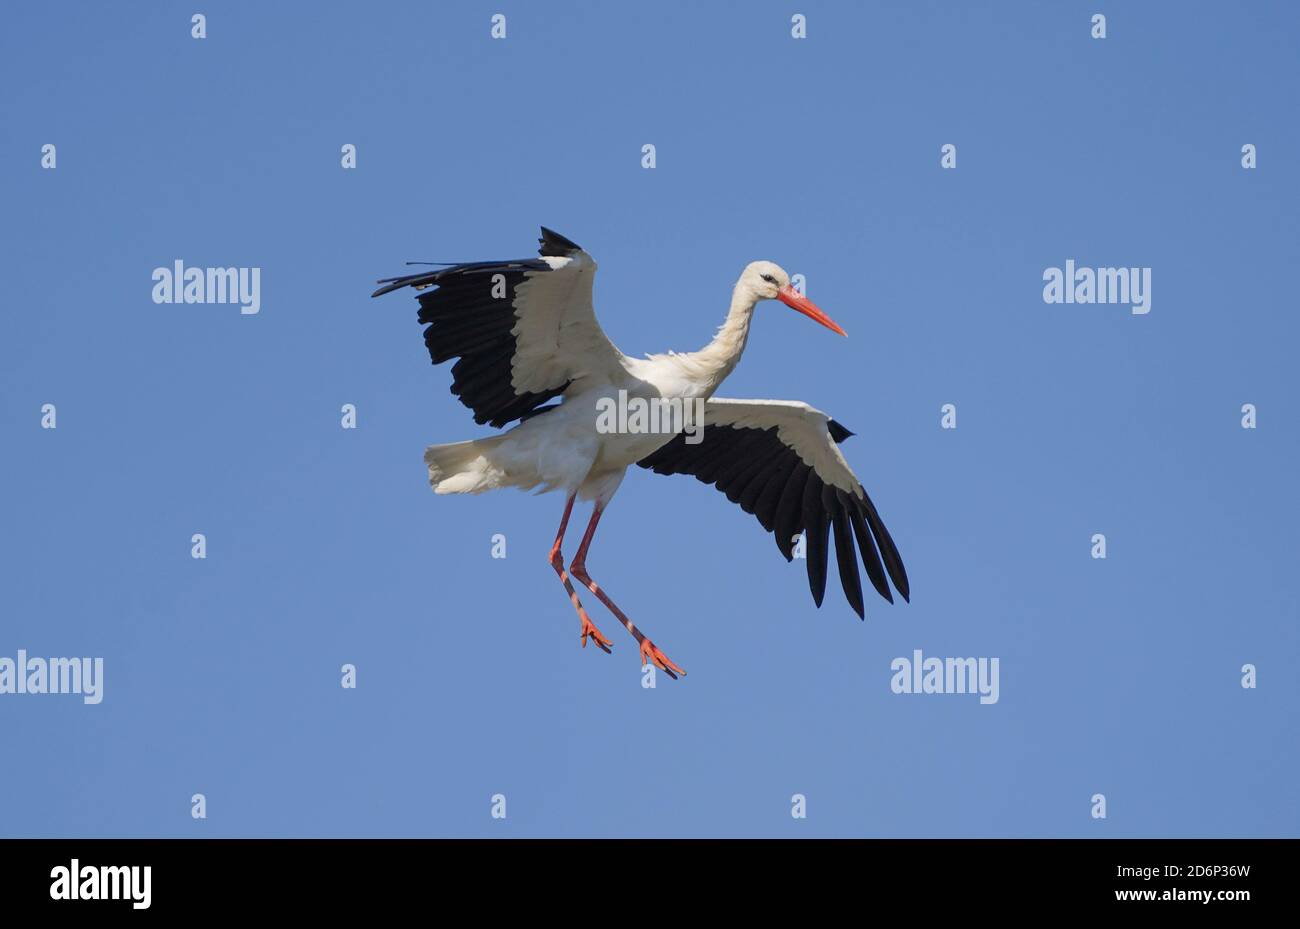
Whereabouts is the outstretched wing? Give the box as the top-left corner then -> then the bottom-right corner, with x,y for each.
372,227 -> 626,428
637,398 -> 909,618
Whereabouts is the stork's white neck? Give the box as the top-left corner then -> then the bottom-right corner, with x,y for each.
687,284 -> 758,396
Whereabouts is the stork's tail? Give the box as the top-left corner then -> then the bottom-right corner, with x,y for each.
423,436 -> 510,494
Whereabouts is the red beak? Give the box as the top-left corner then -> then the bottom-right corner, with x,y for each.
777,285 -> 847,337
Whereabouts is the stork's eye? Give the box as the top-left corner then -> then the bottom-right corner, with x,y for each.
760,273 -> 777,284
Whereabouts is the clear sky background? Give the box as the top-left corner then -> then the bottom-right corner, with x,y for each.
1,1 -> 1296,837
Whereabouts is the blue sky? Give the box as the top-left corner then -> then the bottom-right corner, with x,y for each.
1,1 -> 1296,837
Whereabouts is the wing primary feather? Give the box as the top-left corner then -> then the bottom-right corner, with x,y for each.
846,496 -> 892,604
859,488 -> 910,602
802,475 -> 829,606
827,486 -> 865,619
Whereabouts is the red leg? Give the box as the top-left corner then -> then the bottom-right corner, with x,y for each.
548,495 -> 612,653
568,504 -> 686,679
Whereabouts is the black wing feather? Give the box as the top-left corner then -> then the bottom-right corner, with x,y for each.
747,464 -> 790,530
738,454 -> 786,517
846,496 -> 892,604
802,475 -> 829,606
860,490 -> 910,602
829,491 -> 865,619
773,461 -> 811,561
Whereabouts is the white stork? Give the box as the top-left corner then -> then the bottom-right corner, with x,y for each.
373,228 -> 909,678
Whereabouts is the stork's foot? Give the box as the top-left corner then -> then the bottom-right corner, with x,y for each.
639,638 -> 686,679
580,613 -> 613,653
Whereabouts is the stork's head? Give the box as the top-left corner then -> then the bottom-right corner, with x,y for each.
740,261 -> 847,337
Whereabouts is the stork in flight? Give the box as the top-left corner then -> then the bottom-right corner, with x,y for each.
372,228 -> 909,678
